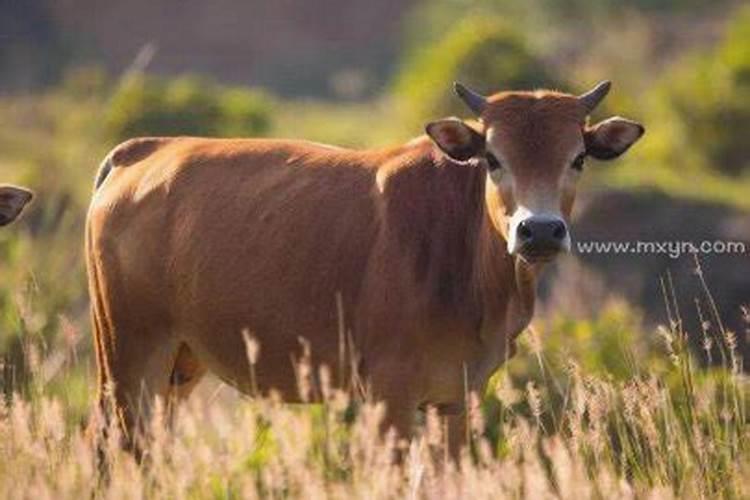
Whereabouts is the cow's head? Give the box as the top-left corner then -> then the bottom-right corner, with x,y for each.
0,185 -> 33,226
425,81 -> 644,265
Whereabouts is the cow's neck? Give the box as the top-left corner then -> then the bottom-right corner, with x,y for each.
377,144 -> 537,336
473,208 -> 537,345
446,212 -> 535,392
378,146 -> 485,313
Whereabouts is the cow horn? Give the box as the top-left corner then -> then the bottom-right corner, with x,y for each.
578,80 -> 611,114
454,81 -> 487,115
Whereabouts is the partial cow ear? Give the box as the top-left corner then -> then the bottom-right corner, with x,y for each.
425,117 -> 485,162
585,117 -> 644,160
0,186 -> 33,226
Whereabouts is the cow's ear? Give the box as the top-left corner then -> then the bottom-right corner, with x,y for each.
0,186 -> 33,226
425,118 -> 485,162
585,117 -> 644,160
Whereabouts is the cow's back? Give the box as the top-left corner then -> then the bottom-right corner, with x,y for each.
88,137 -> 383,396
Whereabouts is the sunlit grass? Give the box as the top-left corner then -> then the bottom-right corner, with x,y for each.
1,279 -> 748,498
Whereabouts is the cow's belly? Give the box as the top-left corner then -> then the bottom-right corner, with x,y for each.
172,267 -> 356,401
183,322 -> 334,401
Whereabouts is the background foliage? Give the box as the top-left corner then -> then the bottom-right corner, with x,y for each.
106,75 -> 273,141
0,0 -> 749,496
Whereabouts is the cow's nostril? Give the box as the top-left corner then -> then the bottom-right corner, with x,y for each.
552,223 -> 566,240
518,222 -> 533,241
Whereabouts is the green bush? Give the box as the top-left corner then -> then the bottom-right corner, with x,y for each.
106,75 -> 274,142
647,6 -> 750,176
392,16 -> 561,131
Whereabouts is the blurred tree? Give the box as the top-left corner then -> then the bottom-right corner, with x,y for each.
647,6 -> 750,176
105,75 -> 274,141
392,16 -> 561,131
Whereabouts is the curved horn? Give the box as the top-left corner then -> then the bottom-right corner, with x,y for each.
453,81 -> 487,115
579,80 -> 611,114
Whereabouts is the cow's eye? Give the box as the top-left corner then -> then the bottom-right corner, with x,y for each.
571,152 -> 586,171
486,153 -> 502,171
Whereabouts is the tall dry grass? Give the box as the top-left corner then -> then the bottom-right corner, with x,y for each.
1,266 -> 748,499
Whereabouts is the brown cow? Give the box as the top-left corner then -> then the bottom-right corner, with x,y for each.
86,81 -> 643,456
0,185 -> 32,226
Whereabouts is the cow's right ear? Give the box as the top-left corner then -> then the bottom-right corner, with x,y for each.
425,118 -> 485,162
585,117 -> 644,160
0,186 -> 33,226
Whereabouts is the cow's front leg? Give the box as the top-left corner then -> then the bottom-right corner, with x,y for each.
436,392 -> 483,461
368,365 -> 421,458
381,396 -> 419,452
443,411 -> 468,461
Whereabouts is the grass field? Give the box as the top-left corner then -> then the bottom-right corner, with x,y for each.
0,267 -> 748,498
2,5 -> 750,495
0,88 -> 749,500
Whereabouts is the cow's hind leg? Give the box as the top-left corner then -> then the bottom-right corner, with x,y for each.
87,223 -> 181,462
88,268 -> 177,460
93,321 -> 179,461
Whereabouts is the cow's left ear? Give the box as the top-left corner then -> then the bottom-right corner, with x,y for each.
425,117 -> 485,162
0,186 -> 33,226
585,117 -> 645,160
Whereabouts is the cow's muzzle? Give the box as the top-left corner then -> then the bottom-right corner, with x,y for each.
513,215 -> 570,263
